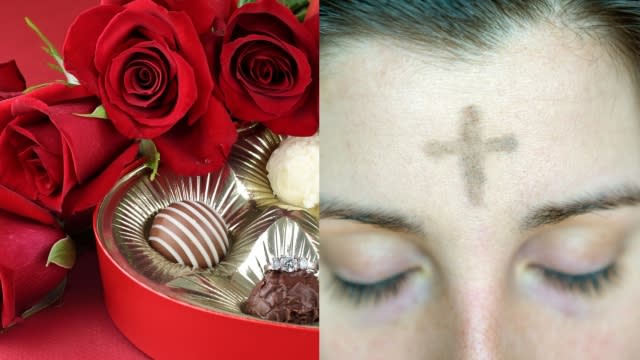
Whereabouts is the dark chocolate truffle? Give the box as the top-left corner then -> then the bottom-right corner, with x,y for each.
148,200 -> 229,269
244,270 -> 319,324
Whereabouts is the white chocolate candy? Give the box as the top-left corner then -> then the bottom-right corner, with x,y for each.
148,201 -> 229,269
266,135 -> 319,208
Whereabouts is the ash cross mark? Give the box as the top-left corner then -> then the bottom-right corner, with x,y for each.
425,106 -> 518,206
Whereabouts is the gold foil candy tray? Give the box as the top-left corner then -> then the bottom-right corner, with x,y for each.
229,126 -> 319,217
167,206 -> 319,326
111,165 -> 254,283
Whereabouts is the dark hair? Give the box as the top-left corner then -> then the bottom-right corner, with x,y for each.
321,1 -> 640,68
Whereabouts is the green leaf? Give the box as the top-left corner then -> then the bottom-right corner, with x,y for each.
281,0 -> 308,11
74,104 -> 108,119
25,17 -> 80,85
296,7 -> 308,21
23,80 -> 69,94
238,0 -> 309,13
20,277 -> 67,321
41,45 -> 55,58
25,17 -> 63,62
140,139 -> 161,181
47,62 -> 65,74
237,0 -> 255,7
47,236 -> 76,269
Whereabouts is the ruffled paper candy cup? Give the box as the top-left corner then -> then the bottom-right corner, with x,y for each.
229,126 -> 319,217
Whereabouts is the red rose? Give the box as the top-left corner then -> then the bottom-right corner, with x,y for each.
218,0 -> 318,136
64,0 -> 214,139
0,83 -> 138,218
0,60 -> 26,101
100,0 -> 236,34
64,0 -> 237,175
0,185 -> 69,329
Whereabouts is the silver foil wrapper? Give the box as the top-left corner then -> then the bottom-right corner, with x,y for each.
229,126 -> 319,218
110,165 -> 254,283
167,207 -> 319,326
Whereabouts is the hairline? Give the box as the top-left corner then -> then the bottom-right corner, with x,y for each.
320,2 -> 640,82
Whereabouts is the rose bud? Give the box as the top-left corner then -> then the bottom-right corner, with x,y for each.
0,83 -> 139,222
0,185 -> 74,330
217,0 -> 319,136
0,60 -> 26,101
63,0 -> 237,175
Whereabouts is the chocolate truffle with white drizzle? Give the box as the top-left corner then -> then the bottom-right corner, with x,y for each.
148,200 -> 230,269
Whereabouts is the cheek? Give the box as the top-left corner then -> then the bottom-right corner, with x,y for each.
321,288 -> 456,360
504,289 -> 640,358
533,324 -> 636,359
320,309 -> 444,360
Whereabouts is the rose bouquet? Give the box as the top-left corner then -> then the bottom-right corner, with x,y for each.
0,0 -> 318,333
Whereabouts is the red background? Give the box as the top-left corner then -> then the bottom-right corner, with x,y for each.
0,1 -> 149,358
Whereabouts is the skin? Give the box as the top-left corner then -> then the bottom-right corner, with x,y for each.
320,22 -> 640,360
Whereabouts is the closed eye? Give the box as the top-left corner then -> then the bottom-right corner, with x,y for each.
537,264 -> 618,296
330,271 -> 413,305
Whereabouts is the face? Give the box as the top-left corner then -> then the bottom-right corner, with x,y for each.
320,24 -> 640,359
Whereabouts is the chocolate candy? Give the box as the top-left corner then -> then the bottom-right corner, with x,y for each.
244,270 -> 319,324
148,201 -> 229,269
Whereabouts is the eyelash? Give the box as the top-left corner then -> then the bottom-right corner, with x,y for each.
331,272 -> 411,305
331,264 -> 619,305
539,264 -> 618,295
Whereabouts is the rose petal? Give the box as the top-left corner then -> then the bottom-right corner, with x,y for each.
0,96 -> 13,128
62,143 -> 140,218
124,60 -> 165,97
304,0 -> 319,44
219,37 -> 312,121
101,0 -> 235,34
112,44 -> 171,108
102,48 -> 197,139
0,185 -> 56,225
31,147 -> 63,195
305,0 -> 319,24
94,1 -> 177,72
219,0 -> 318,132
166,9 -> 213,125
11,90 -> 127,185
101,41 -> 179,138
47,103 -> 131,184
9,119 -> 63,157
63,5 -> 122,93
263,82 -> 318,136
0,112 -> 40,201
0,60 -> 26,92
16,83 -> 94,106
92,0 -> 212,136
230,36 -> 312,94
0,210 -> 67,329
226,0 -> 316,56
0,84 -> 134,214
0,85 -> 95,207
154,96 -> 237,175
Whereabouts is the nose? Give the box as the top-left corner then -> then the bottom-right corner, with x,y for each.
440,222 -> 509,360
446,243 -> 509,360
452,282 -> 503,360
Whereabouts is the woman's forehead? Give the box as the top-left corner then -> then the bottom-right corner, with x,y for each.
320,27 -> 640,226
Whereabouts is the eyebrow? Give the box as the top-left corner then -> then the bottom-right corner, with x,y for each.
320,199 -> 425,235
321,185 -> 640,234
521,185 -> 640,229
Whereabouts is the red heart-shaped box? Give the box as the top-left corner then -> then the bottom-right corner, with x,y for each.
93,167 -> 319,360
